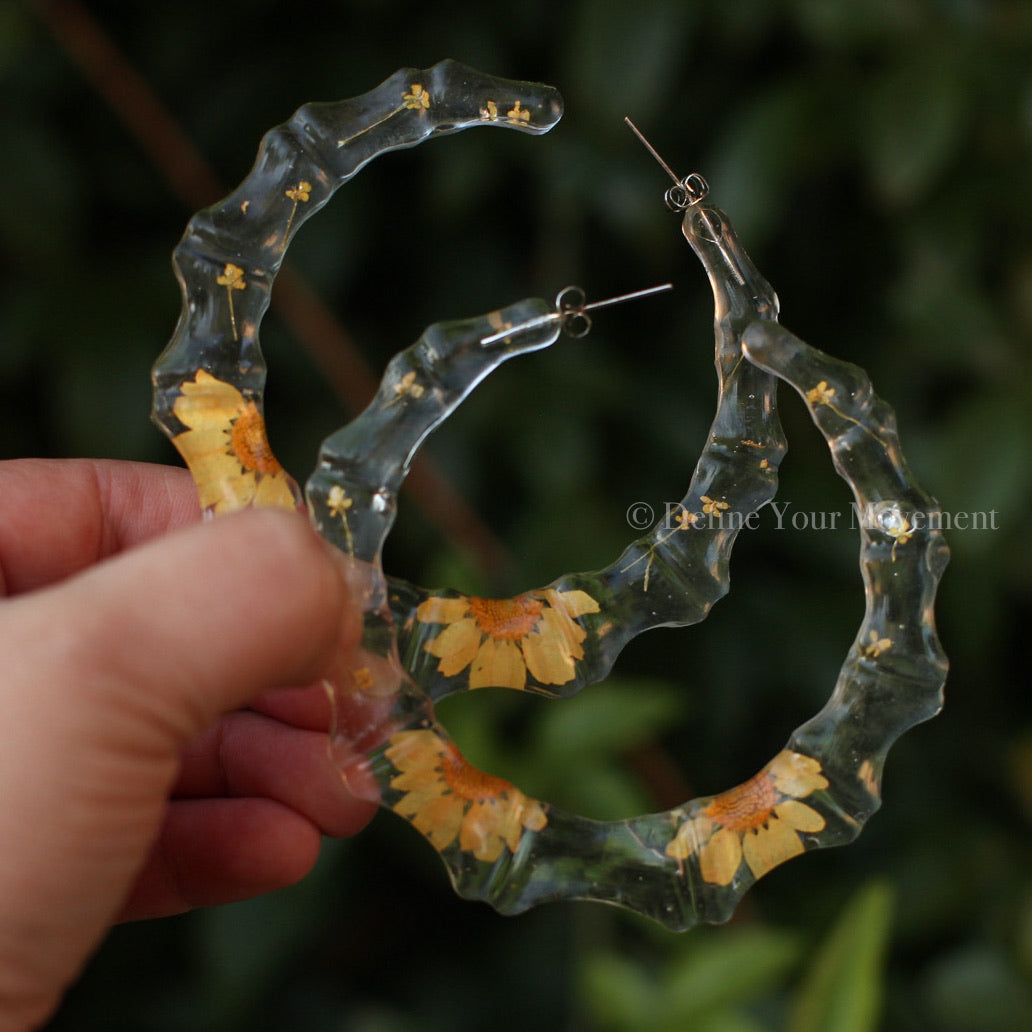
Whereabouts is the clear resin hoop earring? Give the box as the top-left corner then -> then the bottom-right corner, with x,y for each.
153,62 -> 948,931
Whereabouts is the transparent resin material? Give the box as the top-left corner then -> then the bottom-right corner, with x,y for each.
153,63 -> 948,930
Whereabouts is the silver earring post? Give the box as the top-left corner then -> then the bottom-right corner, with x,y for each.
624,117 -> 709,212
480,282 -> 673,346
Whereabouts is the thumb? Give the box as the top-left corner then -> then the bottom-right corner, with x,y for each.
19,506 -> 360,746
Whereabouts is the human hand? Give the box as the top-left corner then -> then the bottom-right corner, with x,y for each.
0,459 -> 376,1029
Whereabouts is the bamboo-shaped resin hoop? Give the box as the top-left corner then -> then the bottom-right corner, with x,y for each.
152,63 -> 949,930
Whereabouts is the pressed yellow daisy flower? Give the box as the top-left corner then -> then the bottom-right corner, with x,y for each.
666,750 -> 828,886
415,588 -> 600,690
172,370 -> 296,513
386,729 -> 547,862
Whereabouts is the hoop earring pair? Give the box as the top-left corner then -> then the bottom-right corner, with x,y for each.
153,62 -> 948,930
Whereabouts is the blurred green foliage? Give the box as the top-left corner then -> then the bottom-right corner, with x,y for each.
4,0 -> 1031,1028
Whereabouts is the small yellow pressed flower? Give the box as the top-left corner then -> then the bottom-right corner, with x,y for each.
883,513 -> 912,545
388,370 -> 425,403
892,523 -> 912,545
216,263 -> 246,340
325,485 -> 355,552
216,262 -> 245,291
403,84 -> 431,110
701,495 -> 729,516
386,729 -> 547,861
877,506 -> 913,559
484,309 -> 515,344
281,182 -> 312,248
480,99 -> 499,120
760,458 -> 770,470
327,485 -> 353,518
284,181 -> 311,203
806,381 -> 836,406
506,101 -> 530,124
416,588 -> 600,691
673,507 -> 699,531
172,370 -> 296,513
338,84 -> 432,148
666,750 -> 828,886
863,629 -> 893,659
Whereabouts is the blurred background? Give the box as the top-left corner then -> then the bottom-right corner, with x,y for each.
6,0 -> 1032,1028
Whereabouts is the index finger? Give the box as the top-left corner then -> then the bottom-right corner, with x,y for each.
0,458 -> 200,597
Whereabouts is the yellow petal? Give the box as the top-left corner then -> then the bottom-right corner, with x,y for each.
185,454 -> 255,512
412,794 -> 464,850
391,782 -> 443,813
470,637 -> 526,690
521,615 -> 578,686
460,801 -> 506,861
416,595 -> 472,624
390,768 -> 442,793
174,424 -> 236,474
386,728 -> 439,763
665,822 -> 694,860
769,750 -> 829,798
493,801 -> 525,854
173,429 -> 230,475
253,470 -> 298,511
774,799 -> 825,834
520,799 -> 548,833
425,619 -> 482,677
699,826 -> 743,886
742,817 -> 805,879
550,588 -> 601,619
541,601 -> 588,654
173,370 -> 245,428
665,813 -> 714,861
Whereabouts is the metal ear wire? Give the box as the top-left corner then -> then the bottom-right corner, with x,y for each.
625,118 -> 749,286
624,117 -> 709,212
480,282 -> 673,346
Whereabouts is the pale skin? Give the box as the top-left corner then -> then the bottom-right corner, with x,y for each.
0,459 -> 377,1030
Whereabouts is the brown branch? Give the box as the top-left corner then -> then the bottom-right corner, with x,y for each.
32,0 -> 513,581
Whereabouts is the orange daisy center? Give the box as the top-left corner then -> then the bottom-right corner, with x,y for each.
230,403 -> 283,474
441,741 -> 512,801
469,595 -> 543,640
703,770 -> 779,832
